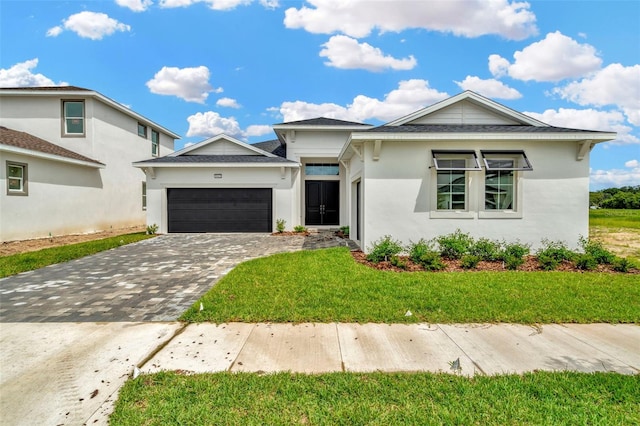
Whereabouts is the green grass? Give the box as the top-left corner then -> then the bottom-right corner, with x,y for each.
590,208 -> 640,229
0,233 -> 153,278
110,371 -> 640,426
182,247 -> 639,324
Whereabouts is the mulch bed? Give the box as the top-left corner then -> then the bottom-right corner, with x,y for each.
351,251 -> 638,274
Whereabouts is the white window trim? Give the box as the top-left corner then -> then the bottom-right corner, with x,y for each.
138,123 -> 147,138
479,172 -> 524,219
6,161 -> 28,196
430,150 -> 477,218
62,100 -> 85,137
151,130 -> 159,157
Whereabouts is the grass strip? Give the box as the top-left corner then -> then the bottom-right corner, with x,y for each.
111,371 -> 640,426
589,208 -> 640,229
182,247 -> 639,324
0,233 -> 153,278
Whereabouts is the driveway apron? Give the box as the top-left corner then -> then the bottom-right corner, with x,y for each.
0,233 -> 306,322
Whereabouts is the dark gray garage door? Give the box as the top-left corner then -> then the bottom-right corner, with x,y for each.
167,188 -> 272,233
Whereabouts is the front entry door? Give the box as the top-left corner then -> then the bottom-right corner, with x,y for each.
305,181 -> 339,226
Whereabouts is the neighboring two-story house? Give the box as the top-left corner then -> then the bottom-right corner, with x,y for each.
0,86 -> 179,242
135,91 -> 615,251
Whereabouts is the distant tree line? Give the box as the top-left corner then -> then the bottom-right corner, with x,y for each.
590,186 -> 640,209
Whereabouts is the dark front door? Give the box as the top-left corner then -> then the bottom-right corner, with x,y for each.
305,181 -> 339,226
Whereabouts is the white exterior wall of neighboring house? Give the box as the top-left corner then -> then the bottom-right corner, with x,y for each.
0,89 -> 178,242
353,139 -> 591,252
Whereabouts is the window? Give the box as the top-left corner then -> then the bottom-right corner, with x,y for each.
481,151 -> 532,212
432,151 -> 480,211
305,163 -> 339,176
151,130 -> 159,156
7,162 -> 28,195
142,181 -> 147,210
138,123 -> 147,138
63,100 -> 85,135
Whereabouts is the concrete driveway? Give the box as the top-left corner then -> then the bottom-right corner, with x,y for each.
0,233 -> 306,322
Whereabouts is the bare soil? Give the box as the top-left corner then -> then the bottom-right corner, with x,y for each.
0,226 -> 145,257
590,227 -> 640,261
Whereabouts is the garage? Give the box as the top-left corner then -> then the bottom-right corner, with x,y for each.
167,188 -> 272,233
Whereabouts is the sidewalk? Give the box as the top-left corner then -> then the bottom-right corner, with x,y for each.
142,322 -> 640,376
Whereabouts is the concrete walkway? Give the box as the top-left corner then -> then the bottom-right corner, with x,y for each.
2,322 -> 637,426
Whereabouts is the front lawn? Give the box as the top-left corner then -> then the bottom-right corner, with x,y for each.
111,371 -> 640,426
182,247 -> 639,324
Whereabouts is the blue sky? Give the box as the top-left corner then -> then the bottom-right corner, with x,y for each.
1,0 -> 638,190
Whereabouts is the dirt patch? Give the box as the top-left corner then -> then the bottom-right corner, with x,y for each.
351,251 -> 638,274
590,227 -> 640,260
0,226 -> 146,257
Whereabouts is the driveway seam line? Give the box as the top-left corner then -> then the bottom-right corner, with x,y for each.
438,324 -> 487,376
228,322 -> 257,372
137,322 -> 189,370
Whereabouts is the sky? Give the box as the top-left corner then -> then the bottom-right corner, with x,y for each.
0,0 -> 638,190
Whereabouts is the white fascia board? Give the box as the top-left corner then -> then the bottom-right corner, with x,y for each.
272,124 -> 374,131
349,131 -> 617,143
133,162 -> 300,169
0,144 -> 105,168
0,89 -> 181,139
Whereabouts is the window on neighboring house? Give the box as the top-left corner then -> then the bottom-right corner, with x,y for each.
151,130 -> 159,156
138,123 -> 147,138
305,163 -> 339,175
142,181 -> 147,210
63,100 -> 85,135
7,162 -> 28,195
432,151 -> 480,211
481,151 -> 532,211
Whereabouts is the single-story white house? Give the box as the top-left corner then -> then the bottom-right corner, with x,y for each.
134,91 -> 616,251
0,86 -> 179,242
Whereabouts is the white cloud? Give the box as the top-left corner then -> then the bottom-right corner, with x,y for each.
285,0 -> 537,40
319,35 -> 417,71
625,159 -> 639,168
524,108 -> 639,145
146,66 -> 219,103
259,0 -> 279,9
216,97 -> 241,108
186,111 -> 244,138
553,63 -> 640,126
590,166 -> 640,189
159,0 -> 251,10
116,0 -> 153,12
272,79 -> 449,123
47,11 -> 131,40
490,31 -> 601,82
245,124 -> 272,137
454,76 -> 521,99
0,59 -> 64,87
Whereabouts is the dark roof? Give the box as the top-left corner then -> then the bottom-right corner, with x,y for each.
0,126 -> 104,165
362,124 -> 611,134
252,139 -> 286,158
0,85 -> 90,91
274,117 -> 370,127
134,155 -> 296,165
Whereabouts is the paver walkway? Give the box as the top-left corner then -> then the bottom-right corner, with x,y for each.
0,233 -> 309,322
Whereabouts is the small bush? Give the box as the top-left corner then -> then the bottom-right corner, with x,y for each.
437,229 -> 474,260
366,235 -> 404,263
575,254 -> 598,271
460,254 -> 481,270
470,238 -> 501,261
504,255 -> 525,270
390,255 -> 408,269
579,236 -> 616,265
408,239 -> 433,263
339,226 -> 350,237
293,225 -> 307,233
146,223 -> 159,235
501,241 -> 530,261
276,219 -> 286,233
418,251 -> 446,271
537,252 -> 560,271
537,240 -> 575,262
612,257 -> 632,273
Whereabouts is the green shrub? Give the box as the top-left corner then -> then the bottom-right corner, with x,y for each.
504,255 -> 525,270
366,235 -> 403,263
146,223 -> 159,235
579,236 -> 616,265
501,241 -> 530,261
276,219 -> 286,233
293,225 -> 307,233
469,238 -> 501,261
408,239 -> 434,263
537,239 -> 575,262
575,254 -> 598,271
339,226 -> 350,237
437,229 -> 474,260
612,257 -> 632,273
390,255 -> 408,269
417,251 -> 446,271
537,252 -> 560,271
461,254 -> 481,269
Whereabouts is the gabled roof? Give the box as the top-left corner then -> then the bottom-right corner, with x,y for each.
386,90 -> 548,127
252,139 -> 286,158
134,155 -> 295,164
362,124 -> 612,134
0,86 -> 181,139
168,134 -> 278,158
273,117 -> 371,127
0,126 -> 104,168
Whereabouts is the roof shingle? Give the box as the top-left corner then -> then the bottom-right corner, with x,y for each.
134,155 -> 296,165
362,124 -> 610,134
274,117 -> 370,127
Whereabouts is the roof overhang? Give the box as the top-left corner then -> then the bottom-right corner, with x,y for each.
169,134 -> 278,158
1,144 -> 105,168
133,161 -> 300,169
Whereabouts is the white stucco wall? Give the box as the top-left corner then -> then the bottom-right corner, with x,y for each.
143,166 -> 296,234
353,139 -> 590,252
0,94 -> 176,241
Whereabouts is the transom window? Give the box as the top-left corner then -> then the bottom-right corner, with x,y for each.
151,130 -> 159,156
305,163 -> 339,176
481,150 -> 532,171
432,150 -> 481,170
63,100 -> 85,135
138,123 -> 147,138
7,162 -> 28,195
